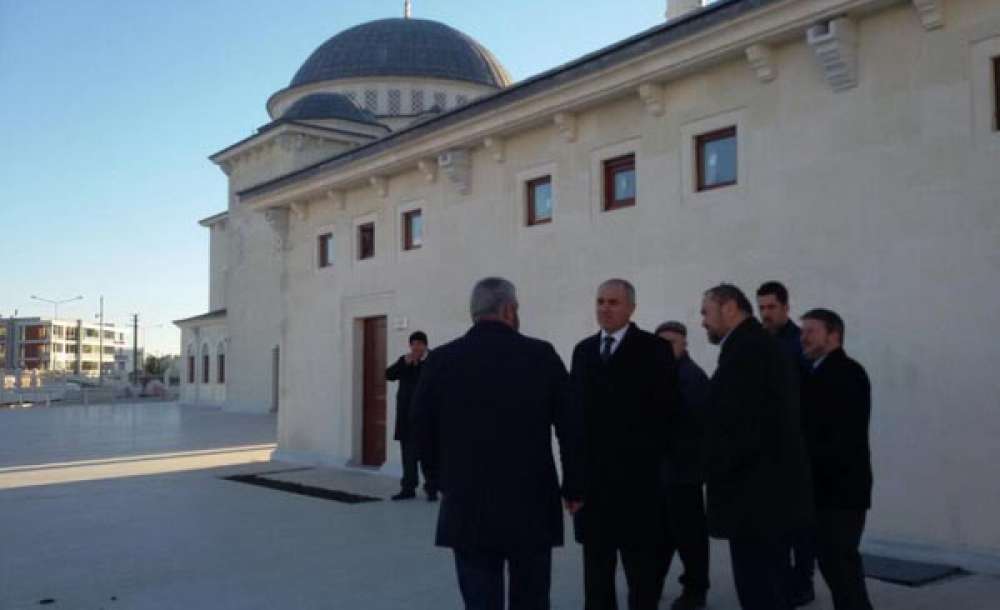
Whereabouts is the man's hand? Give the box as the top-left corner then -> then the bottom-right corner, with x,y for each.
563,500 -> 583,514
404,352 -> 417,364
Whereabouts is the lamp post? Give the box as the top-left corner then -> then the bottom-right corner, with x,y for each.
30,295 -> 83,321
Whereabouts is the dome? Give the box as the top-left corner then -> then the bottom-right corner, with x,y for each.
290,18 -> 512,89
281,93 -> 379,124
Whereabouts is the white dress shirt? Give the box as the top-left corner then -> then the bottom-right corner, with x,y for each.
599,325 -> 629,357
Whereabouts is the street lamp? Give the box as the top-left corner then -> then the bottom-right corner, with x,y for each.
30,295 -> 83,320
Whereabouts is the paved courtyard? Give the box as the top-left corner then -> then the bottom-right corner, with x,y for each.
1,402 -> 997,609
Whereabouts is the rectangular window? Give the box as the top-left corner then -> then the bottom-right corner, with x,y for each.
411,90 -> 424,113
318,233 -> 334,268
388,89 -> 401,114
696,126 -> 738,191
526,176 -> 553,225
994,56 -> 1000,131
433,91 -> 447,110
187,356 -> 195,383
218,353 -> 225,384
603,154 -> 636,210
202,355 -> 210,384
402,210 -> 423,251
51,326 -> 64,338
364,90 -> 378,113
455,94 -> 469,107
358,222 -> 375,260
103,330 -> 114,340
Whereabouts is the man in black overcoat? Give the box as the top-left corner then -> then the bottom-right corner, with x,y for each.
386,330 -> 436,501
411,277 -> 583,610
800,309 -> 874,610
654,321 -> 711,610
757,281 -> 815,606
571,279 -> 681,610
699,284 -> 813,610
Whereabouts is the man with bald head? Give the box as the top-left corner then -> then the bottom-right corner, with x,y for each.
571,279 -> 681,610
700,284 -> 812,610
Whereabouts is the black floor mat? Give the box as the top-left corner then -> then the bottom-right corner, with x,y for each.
223,474 -> 382,504
862,553 -> 965,586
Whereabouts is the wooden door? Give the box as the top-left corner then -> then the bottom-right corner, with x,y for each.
361,317 -> 388,466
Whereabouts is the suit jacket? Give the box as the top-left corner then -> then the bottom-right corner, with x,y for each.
662,353 -> 710,487
570,323 -> 681,548
385,355 -> 424,441
411,320 -> 582,552
703,317 -> 813,539
801,348 -> 873,510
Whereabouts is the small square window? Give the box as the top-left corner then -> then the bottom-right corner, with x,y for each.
526,176 -> 553,225
318,233 -> 334,268
358,223 -> 375,260
696,126 -> 737,191
603,154 -> 636,211
364,90 -> 378,113
402,210 -> 423,251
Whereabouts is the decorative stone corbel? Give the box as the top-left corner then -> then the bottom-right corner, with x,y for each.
264,206 -> 290,253
807,17 -> 859,92
637,83 -> 666,117
290,200 -> 309,221
326,189 -> 347,211
437,149 -> 472,195
483,136 -> 505,163
745,44 -> 777,83
911,0 -> 944,30
417,159 -> 437,183
370,175 -> 388,199
553,112 -> 577,143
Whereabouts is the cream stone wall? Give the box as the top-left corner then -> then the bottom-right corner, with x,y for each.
208,221 -> 228,311
222,0 -> 1000,571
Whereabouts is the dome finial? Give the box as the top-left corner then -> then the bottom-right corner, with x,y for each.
404,0 -> 412,19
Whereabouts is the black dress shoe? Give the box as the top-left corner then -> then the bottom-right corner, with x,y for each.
426,490 -> 439,502
670,592 -> 707,610
391,490 -> 416,501
790,585 -> 815,607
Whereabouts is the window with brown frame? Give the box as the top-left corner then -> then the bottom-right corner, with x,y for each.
318,233 -> 333,268
402,210 -> 423,250
202,354 -> 210,384
603,154 -> 636,211
695,126 -> 738,191
526,176 -> 553,225
358,223 -> 375,260
993,56 -> 1000,131
218,353 -> 225,384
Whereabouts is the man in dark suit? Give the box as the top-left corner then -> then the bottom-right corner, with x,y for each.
756,281 -> 815,606
699,284 -> 813,610
386,330 -> 436,501
571,279 -> 680,610
654,321 -> 711,610
799,309 -> 874,610
411,277 -> 583,610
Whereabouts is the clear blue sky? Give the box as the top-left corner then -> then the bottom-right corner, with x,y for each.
0,0 -> 672,355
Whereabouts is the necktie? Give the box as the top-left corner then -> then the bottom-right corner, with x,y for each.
601,336 -> 615,363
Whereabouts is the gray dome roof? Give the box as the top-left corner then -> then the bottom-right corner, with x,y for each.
281,93 -> 379,123
290,18 -> 512,89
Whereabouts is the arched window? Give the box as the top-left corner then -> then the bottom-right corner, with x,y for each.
201,343 -> 210,384
217,342 -> 225,384
186,345 -> 195,384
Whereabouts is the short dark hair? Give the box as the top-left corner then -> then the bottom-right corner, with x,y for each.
756,281 -> 789,305
704,283 -> 753,315
801,308 -> 845,341
408,331 -> 428,345
654,321 -> 687,337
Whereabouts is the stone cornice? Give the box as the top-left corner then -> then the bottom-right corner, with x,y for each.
239,0 -> 906,211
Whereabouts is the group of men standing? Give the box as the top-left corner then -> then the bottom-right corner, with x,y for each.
387,276 -> 874,610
